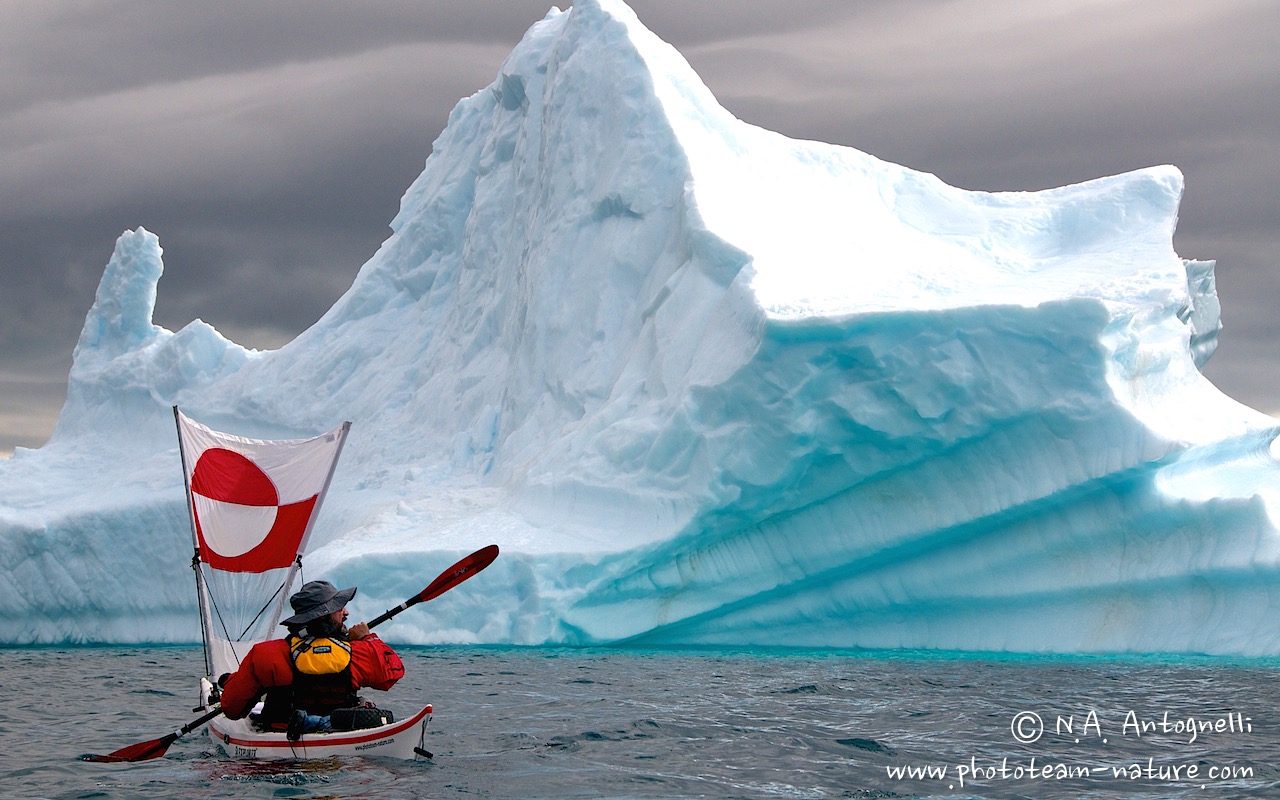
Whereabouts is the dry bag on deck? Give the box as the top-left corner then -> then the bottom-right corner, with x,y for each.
330,706 -> 394,731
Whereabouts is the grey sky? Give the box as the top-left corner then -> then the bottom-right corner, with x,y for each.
2,0 -> 1277,455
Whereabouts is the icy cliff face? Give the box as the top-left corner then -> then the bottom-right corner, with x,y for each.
2,0 -> 1279,653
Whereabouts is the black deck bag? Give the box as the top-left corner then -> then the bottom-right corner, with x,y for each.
330,705 -> 394,731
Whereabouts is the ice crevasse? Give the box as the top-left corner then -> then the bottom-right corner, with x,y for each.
2,0 -> 1279,653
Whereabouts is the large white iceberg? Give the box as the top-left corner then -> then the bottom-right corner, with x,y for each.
2,0 -> 1279,654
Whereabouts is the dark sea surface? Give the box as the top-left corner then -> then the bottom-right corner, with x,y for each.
2,646 -> 1278,799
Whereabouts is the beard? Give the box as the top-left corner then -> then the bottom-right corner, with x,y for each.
306,617 -> 348,639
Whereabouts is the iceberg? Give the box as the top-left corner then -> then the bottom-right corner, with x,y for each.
2,0 -> 1279,654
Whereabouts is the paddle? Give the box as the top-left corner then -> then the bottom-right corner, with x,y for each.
83,544 -> 501,763
83,707 -> 225,764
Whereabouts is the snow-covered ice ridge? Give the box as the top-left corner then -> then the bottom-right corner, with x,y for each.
3,0 -> 1279,653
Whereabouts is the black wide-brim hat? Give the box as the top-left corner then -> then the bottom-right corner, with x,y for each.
282,580 -> 357,626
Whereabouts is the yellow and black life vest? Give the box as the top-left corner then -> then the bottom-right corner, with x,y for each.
261,634 -> 358,722
289,634 -> 353,674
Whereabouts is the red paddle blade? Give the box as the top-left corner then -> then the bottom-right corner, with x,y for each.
84,707 -> 221,764
82,734 -> 175,763
417,544 -> 499,603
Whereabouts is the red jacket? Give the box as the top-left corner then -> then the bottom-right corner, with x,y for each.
220,633 -> 405,719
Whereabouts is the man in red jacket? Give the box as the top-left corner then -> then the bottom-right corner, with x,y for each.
219,580 -> 405,738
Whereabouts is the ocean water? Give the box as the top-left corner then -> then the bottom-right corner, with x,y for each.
2,646 -> 1277,799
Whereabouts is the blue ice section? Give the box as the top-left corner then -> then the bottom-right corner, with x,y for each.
2,0 -> 1279,653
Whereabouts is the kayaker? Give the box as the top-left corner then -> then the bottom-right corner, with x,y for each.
218,580 -> 405,739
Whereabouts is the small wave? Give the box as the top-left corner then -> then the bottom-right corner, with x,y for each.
836,737 -> 894,754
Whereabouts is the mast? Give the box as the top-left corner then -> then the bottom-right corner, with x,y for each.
174,405 -> 215,679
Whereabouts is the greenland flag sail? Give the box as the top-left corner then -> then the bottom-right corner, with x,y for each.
176,409 -> 349,573
174,408 -> 350,680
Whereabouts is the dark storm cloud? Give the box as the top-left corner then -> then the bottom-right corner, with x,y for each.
0,2 -> 559,451
0,2 -> 554,106
1,0 -> 1277,455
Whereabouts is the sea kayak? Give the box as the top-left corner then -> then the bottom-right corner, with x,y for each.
207,704 -> 433,760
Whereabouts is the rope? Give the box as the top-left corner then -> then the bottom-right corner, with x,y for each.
236,580 -> 288,640
202,569 -> 239,649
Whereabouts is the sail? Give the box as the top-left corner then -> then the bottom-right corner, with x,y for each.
175,408 -> 350,680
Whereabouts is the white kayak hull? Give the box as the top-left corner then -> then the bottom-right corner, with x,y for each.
208,704 -> 432,760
